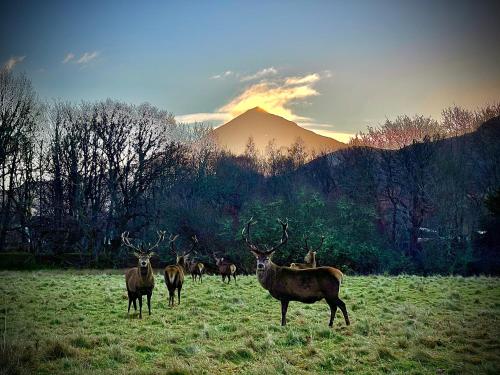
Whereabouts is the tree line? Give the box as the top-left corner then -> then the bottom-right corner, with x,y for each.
1,68 -> 499,274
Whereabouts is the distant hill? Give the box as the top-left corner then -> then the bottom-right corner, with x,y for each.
212,107 -> 345,155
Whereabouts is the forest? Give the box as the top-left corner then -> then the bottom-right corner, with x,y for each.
1,68 -> 499,275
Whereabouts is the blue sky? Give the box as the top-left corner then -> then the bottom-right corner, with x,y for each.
1,0 -> 499,141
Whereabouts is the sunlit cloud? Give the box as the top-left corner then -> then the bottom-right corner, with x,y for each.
210,70 -> 234,79
300,122 -> 354,143
3,56 -> 25,71
219,73 -> 320,121
240,67 -> 277,82
176,112 -> 232,123
62,53 -> 75,64
76,51 -> 99,64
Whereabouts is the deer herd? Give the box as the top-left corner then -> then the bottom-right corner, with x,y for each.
122,218 -> 350,328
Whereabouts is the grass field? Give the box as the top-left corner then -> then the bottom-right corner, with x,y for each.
0,271 -> 499,374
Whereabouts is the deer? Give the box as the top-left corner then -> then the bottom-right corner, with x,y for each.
212,252 -> 237,283
242,218 -> 350,327
289,235 -> 323,269
188,256 -> 205,283
164,234 -> 197,306
122,230 -> 165,318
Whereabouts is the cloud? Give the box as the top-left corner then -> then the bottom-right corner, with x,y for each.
300,122 -> 354,143
211,70 -> 234,79
219,73 -> 320,121
284,73 -> 320,86
176,112 -> 232,124
3,56 -> 25,71
76,51 -> 99,64
62,53 -> 75,64
240,67 -> 277,82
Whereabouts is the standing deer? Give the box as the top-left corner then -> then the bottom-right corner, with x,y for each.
289,235 -> 323,269
242,218 -> 349,327
188,257 -> 205,283
164,235 -> 197,306
212,252 -> 237,283
123,230 -> 165,318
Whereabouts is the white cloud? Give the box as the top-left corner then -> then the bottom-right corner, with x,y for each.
240,67 -> 278,82
62,53 -> 75,64
300,122 -> 354,143
76,51 -> 99,64
284,73 -> 320,86
176,112 -> 232,124
3,56 -> 25,71
210,70 -> 234,79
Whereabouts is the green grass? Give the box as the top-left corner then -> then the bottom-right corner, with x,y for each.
0,271 -> 499,374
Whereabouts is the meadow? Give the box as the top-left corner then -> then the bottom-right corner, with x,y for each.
1,271 -> 499,374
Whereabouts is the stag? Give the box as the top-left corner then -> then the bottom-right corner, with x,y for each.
212,252 -> 237,283
123,230 -> 165,318
289,235 -> 323,269
164,235 -> 197,306
243,218 -> 349,327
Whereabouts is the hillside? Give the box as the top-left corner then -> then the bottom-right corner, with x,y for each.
213,107 -> 345,155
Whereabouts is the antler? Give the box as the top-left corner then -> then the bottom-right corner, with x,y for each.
314,236 -> 325,251
121,231 -> 142,253
303,234 -> 310,250
269,218 -> 288,253
169,234 -> 179,256
183,235 -> 198,256
242,217 -> 258,251
146,230 -> 166,254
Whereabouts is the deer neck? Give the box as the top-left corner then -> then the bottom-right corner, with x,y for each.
137,264 -> 153,285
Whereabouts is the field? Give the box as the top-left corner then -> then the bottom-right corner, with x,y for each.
1,271 -> 499,374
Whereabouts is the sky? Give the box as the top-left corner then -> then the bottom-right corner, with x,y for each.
1,0 -> 499,142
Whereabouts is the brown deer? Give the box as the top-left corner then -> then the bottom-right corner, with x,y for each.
123,230 -> 165,318
212,252 -> 237,283
242,218 -> 349,327
164,234 -> 197,306
188,257 -> 205,283
289,235 -> 323,269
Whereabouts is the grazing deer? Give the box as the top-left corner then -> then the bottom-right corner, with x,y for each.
164,235 -> 197,306
243,218 -> 349,327
188,257 -> 205,283
212,252 -> 237,283
123,230 -> 165,318
289,235 -> 323,269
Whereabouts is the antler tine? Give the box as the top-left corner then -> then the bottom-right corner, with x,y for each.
303,234 -> 310,250
121,231 -> 141,252
269,218 -> 288,253
242,217 -> 258,251
146,230 -> 166,253
169,234 -> 179,256
184,235 -> 198,256
314,235 -> 325,252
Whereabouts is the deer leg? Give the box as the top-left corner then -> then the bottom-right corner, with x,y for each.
133,298 -> 137,311
138,295 -> 143,319
326,299 -> 338,327
233,274 -> 237,283
147,292 -> 152,315
177,286 -> 182,305
127,297 -> 132,314
336,298 -> 350,326
281,300 -> 289,326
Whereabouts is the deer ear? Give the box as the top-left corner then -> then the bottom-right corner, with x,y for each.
266,250 -> 276,258
250,250 -> 260,258
133,251 -> 141,258
148,252 -> 156,258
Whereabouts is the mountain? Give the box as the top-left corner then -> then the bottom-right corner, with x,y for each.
212,107 -> 346,155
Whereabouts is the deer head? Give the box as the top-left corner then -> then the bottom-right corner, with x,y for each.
122,230 -> 165,272
242,217 -> 288,272
303,234 -> 324,263
170,234 -> 198,267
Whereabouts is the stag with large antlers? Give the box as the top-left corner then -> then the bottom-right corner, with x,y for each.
164,234 -> 197,306
290,235 -> 324,269
243,218 -> 349,327
123,230 -> 165,318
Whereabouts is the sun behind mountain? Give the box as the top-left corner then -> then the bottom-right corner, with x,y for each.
212,107 -> 345,155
